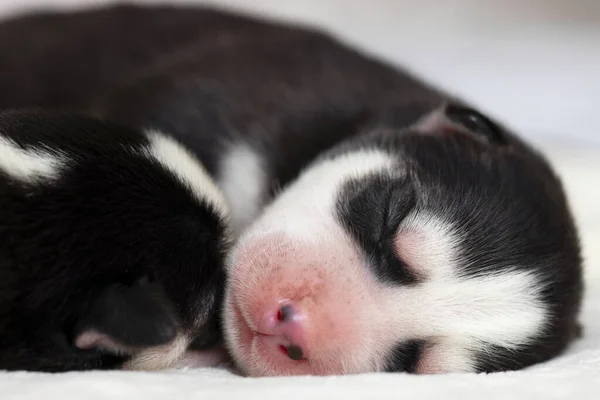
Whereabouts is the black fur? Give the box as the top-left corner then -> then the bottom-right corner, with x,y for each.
74,277 -> 178,350
385,340 -> 424,373
0,110 -> 227,371
0,4 -> 444,192
334,107 -> 582,372
338,174 -> 419,285
0,4 -> 583,374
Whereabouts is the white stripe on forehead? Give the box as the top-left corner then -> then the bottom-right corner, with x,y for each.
143,130 -> 230,220
0,135 -> 69,183
400,270 -> 547,345
242,149 -> 398,242
381,212 -> 548,369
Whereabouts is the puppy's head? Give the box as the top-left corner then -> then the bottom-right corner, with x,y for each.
223,103 -> 582,376
0,109 -> 229,371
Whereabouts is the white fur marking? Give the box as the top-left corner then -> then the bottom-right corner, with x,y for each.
0,136 -> 67,183
381,213 -> 547,371
217,142 -> 267,237
417,340 -> 475,374
240,149 -> 399,243
174,347 -> 231,369
144,130 -> 229,218
122,334 -> 190,371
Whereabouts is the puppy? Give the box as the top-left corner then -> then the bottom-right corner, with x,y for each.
224,103 -> 583,375
0,4 -> 583,376
0,109 -> 229,371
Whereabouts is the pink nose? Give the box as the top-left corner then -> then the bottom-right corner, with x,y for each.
257,302 -> 309,361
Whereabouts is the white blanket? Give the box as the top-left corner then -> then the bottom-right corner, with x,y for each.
1,1 -> 600,398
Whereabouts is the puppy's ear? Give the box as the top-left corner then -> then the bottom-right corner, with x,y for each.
412,102 -> 507,145
74,277 -> 178,355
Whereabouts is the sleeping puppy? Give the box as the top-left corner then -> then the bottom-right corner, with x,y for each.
0,4 -> 583,375
0,5 -> 269,371
0,109 -> 229,371
224,104 -> 583,375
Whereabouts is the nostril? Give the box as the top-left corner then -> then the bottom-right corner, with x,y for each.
285,344 -> 304,361
279,343 -> 305,361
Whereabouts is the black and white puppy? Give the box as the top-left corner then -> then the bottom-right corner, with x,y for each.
0,109 -> 229,371
0,4 -> 583,376
224,104 -> 583,376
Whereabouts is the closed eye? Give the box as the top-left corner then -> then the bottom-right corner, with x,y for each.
336,175 -> 418,285
378,182 -> 419,284
378,241 -> 418,285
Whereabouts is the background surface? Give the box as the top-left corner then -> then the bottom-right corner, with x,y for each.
1,1 -> 599,398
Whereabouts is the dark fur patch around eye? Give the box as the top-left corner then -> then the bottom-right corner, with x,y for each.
336,174 -> 417,285
384,340 -> 423,372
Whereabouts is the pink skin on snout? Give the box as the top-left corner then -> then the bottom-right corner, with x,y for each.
224,231 -> 386,377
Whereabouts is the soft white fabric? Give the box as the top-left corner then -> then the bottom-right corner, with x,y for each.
1,1 -> 600,398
